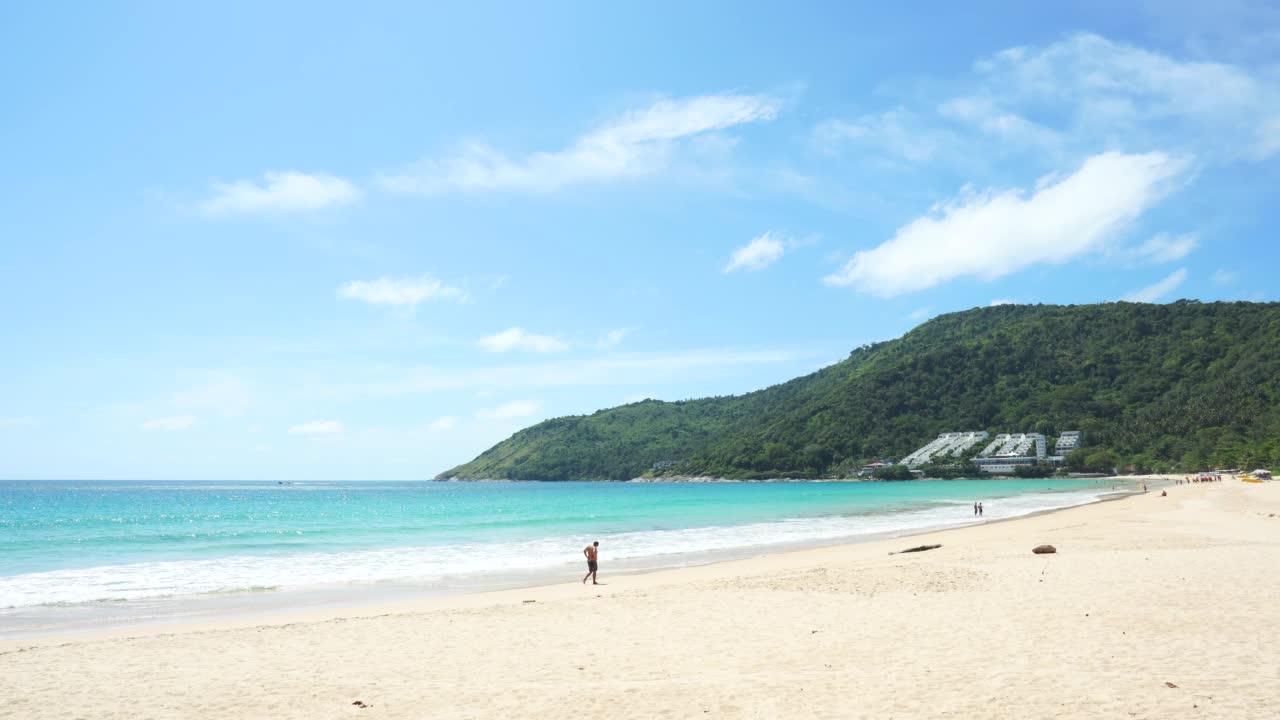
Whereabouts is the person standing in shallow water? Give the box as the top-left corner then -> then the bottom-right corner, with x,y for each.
978,502 -> 984,516
974,502 -> 979,516
582,541 -> 600,585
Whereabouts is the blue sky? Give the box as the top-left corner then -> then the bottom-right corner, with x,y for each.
2,1 -> 1278,480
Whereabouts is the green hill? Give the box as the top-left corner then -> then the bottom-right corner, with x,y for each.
437,301 -> 1280,480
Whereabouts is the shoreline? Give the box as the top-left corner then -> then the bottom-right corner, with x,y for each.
3,480 -> 1136,645
0,480 -> 1129,641
2,480 -> 1275,718
443,473 -> 1187,483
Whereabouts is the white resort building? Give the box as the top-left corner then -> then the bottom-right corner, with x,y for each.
900,430 -> 1081,474
901,431 -> 990,468
1055,431 -> 1082,454
973,433 -> 1048,473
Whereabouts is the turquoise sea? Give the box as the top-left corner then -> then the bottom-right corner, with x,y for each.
0,479 -> 1120,627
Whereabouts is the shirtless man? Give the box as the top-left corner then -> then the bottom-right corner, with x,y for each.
582,541 -> 599,585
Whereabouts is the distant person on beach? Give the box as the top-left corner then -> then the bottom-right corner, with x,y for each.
978,502 -> 984,516
974,502 -> 979,516
583,541 -> 600,585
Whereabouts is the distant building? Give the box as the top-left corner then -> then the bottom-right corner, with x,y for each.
901,431 -> 1065,474
651,460 -> 679,470
974,432 -> 1047,474
900,431 -> 989,468
978,433 -> 1047,459
1055,431 -> 1082,454
973,456 -> 1042,474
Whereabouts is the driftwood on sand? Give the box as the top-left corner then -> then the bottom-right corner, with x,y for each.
889,544 -> 942,555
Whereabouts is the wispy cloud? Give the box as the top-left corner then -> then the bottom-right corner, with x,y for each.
142,415 -> 196,431
724,232 -> 786,273
1123,268 -> 1189,303
596,327 -> 633,350
339,275 -> 466,308
937,96 -> 1060,148
312,348 -> 813,399
379,93 -> 781,194
908,307 -> 933,321
961,33 -> 1280,161
478,328 -> 569,353
823,152 -> 1188,297
288,420 -> 343,435
814,33 -> 1280,175
201,171 -> 361,215
1211,268 -> 1239,285
427,416 -> 458,432
1132,233 -> 1198,263
812,109 -> 950,162
173,374 -> 252,417
476,400 -> 540,421
0,416 -> 39,428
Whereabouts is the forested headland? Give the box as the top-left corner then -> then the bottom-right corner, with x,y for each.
437,301 -> 1280,480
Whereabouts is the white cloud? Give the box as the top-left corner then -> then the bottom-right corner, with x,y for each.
478,327 -> 569,353
1133,233 -> 1198,263
428,416 -> 458,432
823,152 -> 1188,297
476,401 -> 541,421
1256,116 -> 1280,160
339,275 -> 466,307
142,415 -> 196,431
989,298 -> 1017,306
248,424 -> 263,433
937,96 -> 1060,148
0,416 -> 38,428
173,375 -> 252,417
967,33 -> 1280,161
816,34 -> 1280,172
1211,268 -> 1239,285
379,93 -> 781,193
311,348 -> 811,399
724,232 -> 786,273
1123,268 -> 1189,303
288,420 -> 343,435
596,328 -> 633,350
812,109 -> 947,162
201,171 -> 361,214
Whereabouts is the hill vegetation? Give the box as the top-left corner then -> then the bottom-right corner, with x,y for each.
437,301 -> 1280,480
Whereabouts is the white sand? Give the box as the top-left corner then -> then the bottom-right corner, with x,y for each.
2,480 -> 1278,719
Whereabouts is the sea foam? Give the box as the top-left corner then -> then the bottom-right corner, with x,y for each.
0,487 -> 1104,609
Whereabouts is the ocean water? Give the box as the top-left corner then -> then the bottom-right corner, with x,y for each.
0,479 -> 1119,624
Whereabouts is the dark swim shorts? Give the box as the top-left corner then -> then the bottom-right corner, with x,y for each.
587,560 -> 598,571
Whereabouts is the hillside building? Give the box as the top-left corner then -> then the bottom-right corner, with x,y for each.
901,430 -> 1081,474
901,431 -> 989,468
974,432 -> 1047,473
1055,431 -> 1082,454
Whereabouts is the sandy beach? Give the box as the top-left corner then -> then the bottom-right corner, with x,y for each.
2,480 -> 1277,719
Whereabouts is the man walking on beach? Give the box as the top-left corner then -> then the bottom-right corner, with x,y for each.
583,541 -> 600,585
